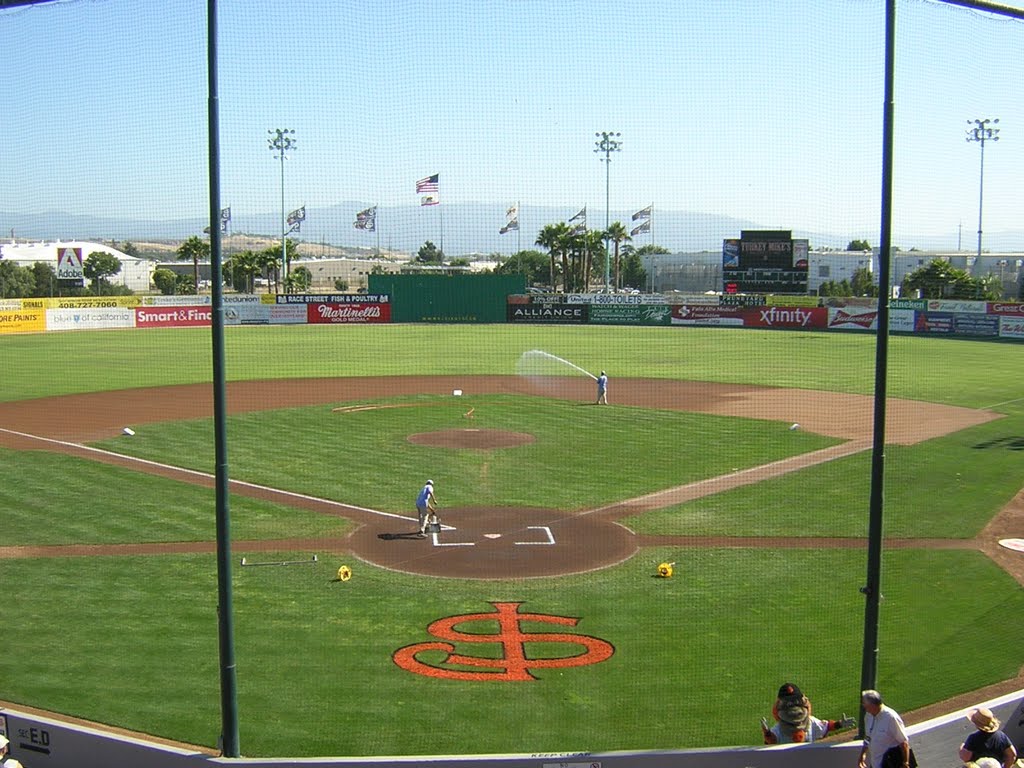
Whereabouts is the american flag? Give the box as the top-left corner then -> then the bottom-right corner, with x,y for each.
632,205 -> 652,221
568,206 -> 586,224
416,174 -> 439,193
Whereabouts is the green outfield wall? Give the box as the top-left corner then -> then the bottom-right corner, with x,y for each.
368,274 -> 526,323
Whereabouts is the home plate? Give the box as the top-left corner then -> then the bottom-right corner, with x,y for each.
484,533 -> 501,539
998,538 -> 1024,553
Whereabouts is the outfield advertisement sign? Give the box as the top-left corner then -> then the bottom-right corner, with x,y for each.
566,293 -> 668,305
589,304 -> 671,325
507,303 -> 588,323
741,306 -> 828,329
926,299 -> 987,314
987,303 -> 1024,316
307,302 -> 391,324
953,314 -> 999,337
913,312 -> 954,334
135,306 -> 213,328
53,296 -> 142,309
670,305 -> 744,326
999,316 -> 1024,339
889,309 -> 916,333
225,304 -> 307,325
0,309 -> 45,334
277,293 -> 390,304
141,294 -> 262,307
890,298 -> 927,311
47,308 -> 135,331
828,307 -> 878,330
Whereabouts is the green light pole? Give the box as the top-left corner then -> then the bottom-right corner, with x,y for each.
594,131 -> 622,293
267,128 -> 296,288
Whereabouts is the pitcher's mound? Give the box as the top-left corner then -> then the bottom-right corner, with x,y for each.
408,429 -> 535,450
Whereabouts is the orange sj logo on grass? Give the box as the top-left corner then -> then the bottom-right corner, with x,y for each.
393,602 -> 614,681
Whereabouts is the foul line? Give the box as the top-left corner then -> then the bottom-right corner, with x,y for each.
515,525 -> 556,545
984,395 -> 1024,410
582,440 -> 871,518
0,427 -> 448,529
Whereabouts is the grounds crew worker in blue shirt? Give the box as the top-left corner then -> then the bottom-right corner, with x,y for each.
596,371 -> 608,405
416,479 -> 437,538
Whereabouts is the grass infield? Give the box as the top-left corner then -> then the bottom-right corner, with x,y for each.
1,324 -> 1022,756
89,395 -> 839,514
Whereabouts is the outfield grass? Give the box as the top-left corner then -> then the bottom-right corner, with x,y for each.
3,325 -> 1023,407
90,394 -> 838,512
0,447 -> 351,546
1,546 -> 1020,756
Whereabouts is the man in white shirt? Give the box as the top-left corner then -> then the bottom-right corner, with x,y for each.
858,689 -> 911,768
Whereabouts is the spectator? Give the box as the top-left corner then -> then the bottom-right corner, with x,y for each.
959,707 -> 1018,768
0,734 -> 25,768
858,689 -> 915,768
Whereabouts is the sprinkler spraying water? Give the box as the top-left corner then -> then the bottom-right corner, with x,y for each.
515,350 -> 597,380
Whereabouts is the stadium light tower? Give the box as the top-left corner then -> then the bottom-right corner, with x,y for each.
965,118 -> 999,264
594,131 -> 622,292
267,128 -> 296,285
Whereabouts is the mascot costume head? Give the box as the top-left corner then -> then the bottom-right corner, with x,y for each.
773,682 -> 813,742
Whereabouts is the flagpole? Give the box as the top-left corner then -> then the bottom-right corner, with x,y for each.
649,203 -> 654,293
517,200 -> 521,256
375,204 -> 380,260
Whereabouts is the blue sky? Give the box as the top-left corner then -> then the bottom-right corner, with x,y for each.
1,0 -> 1022,248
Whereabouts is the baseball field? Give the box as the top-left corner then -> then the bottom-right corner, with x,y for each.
1,324 -> 1022,758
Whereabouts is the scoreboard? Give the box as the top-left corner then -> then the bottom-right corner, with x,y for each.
723,230 -> 808,294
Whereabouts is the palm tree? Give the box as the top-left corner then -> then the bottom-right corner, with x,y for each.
535,222 -> 571,292
176,235 -> 210,295
605,222 -> 631,291
581,229 -> 606,291
223,250 -> 260,293
257,245 -> 284,294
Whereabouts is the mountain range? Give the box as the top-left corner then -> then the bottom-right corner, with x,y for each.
3,204 -> 1022,256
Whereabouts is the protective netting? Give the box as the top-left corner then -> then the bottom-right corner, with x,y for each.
1,0 -> 1022,760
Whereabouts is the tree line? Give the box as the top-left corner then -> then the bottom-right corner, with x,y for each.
0,232 -> 1016,301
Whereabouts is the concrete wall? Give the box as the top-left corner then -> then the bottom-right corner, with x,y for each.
4,693 -> 1021,768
